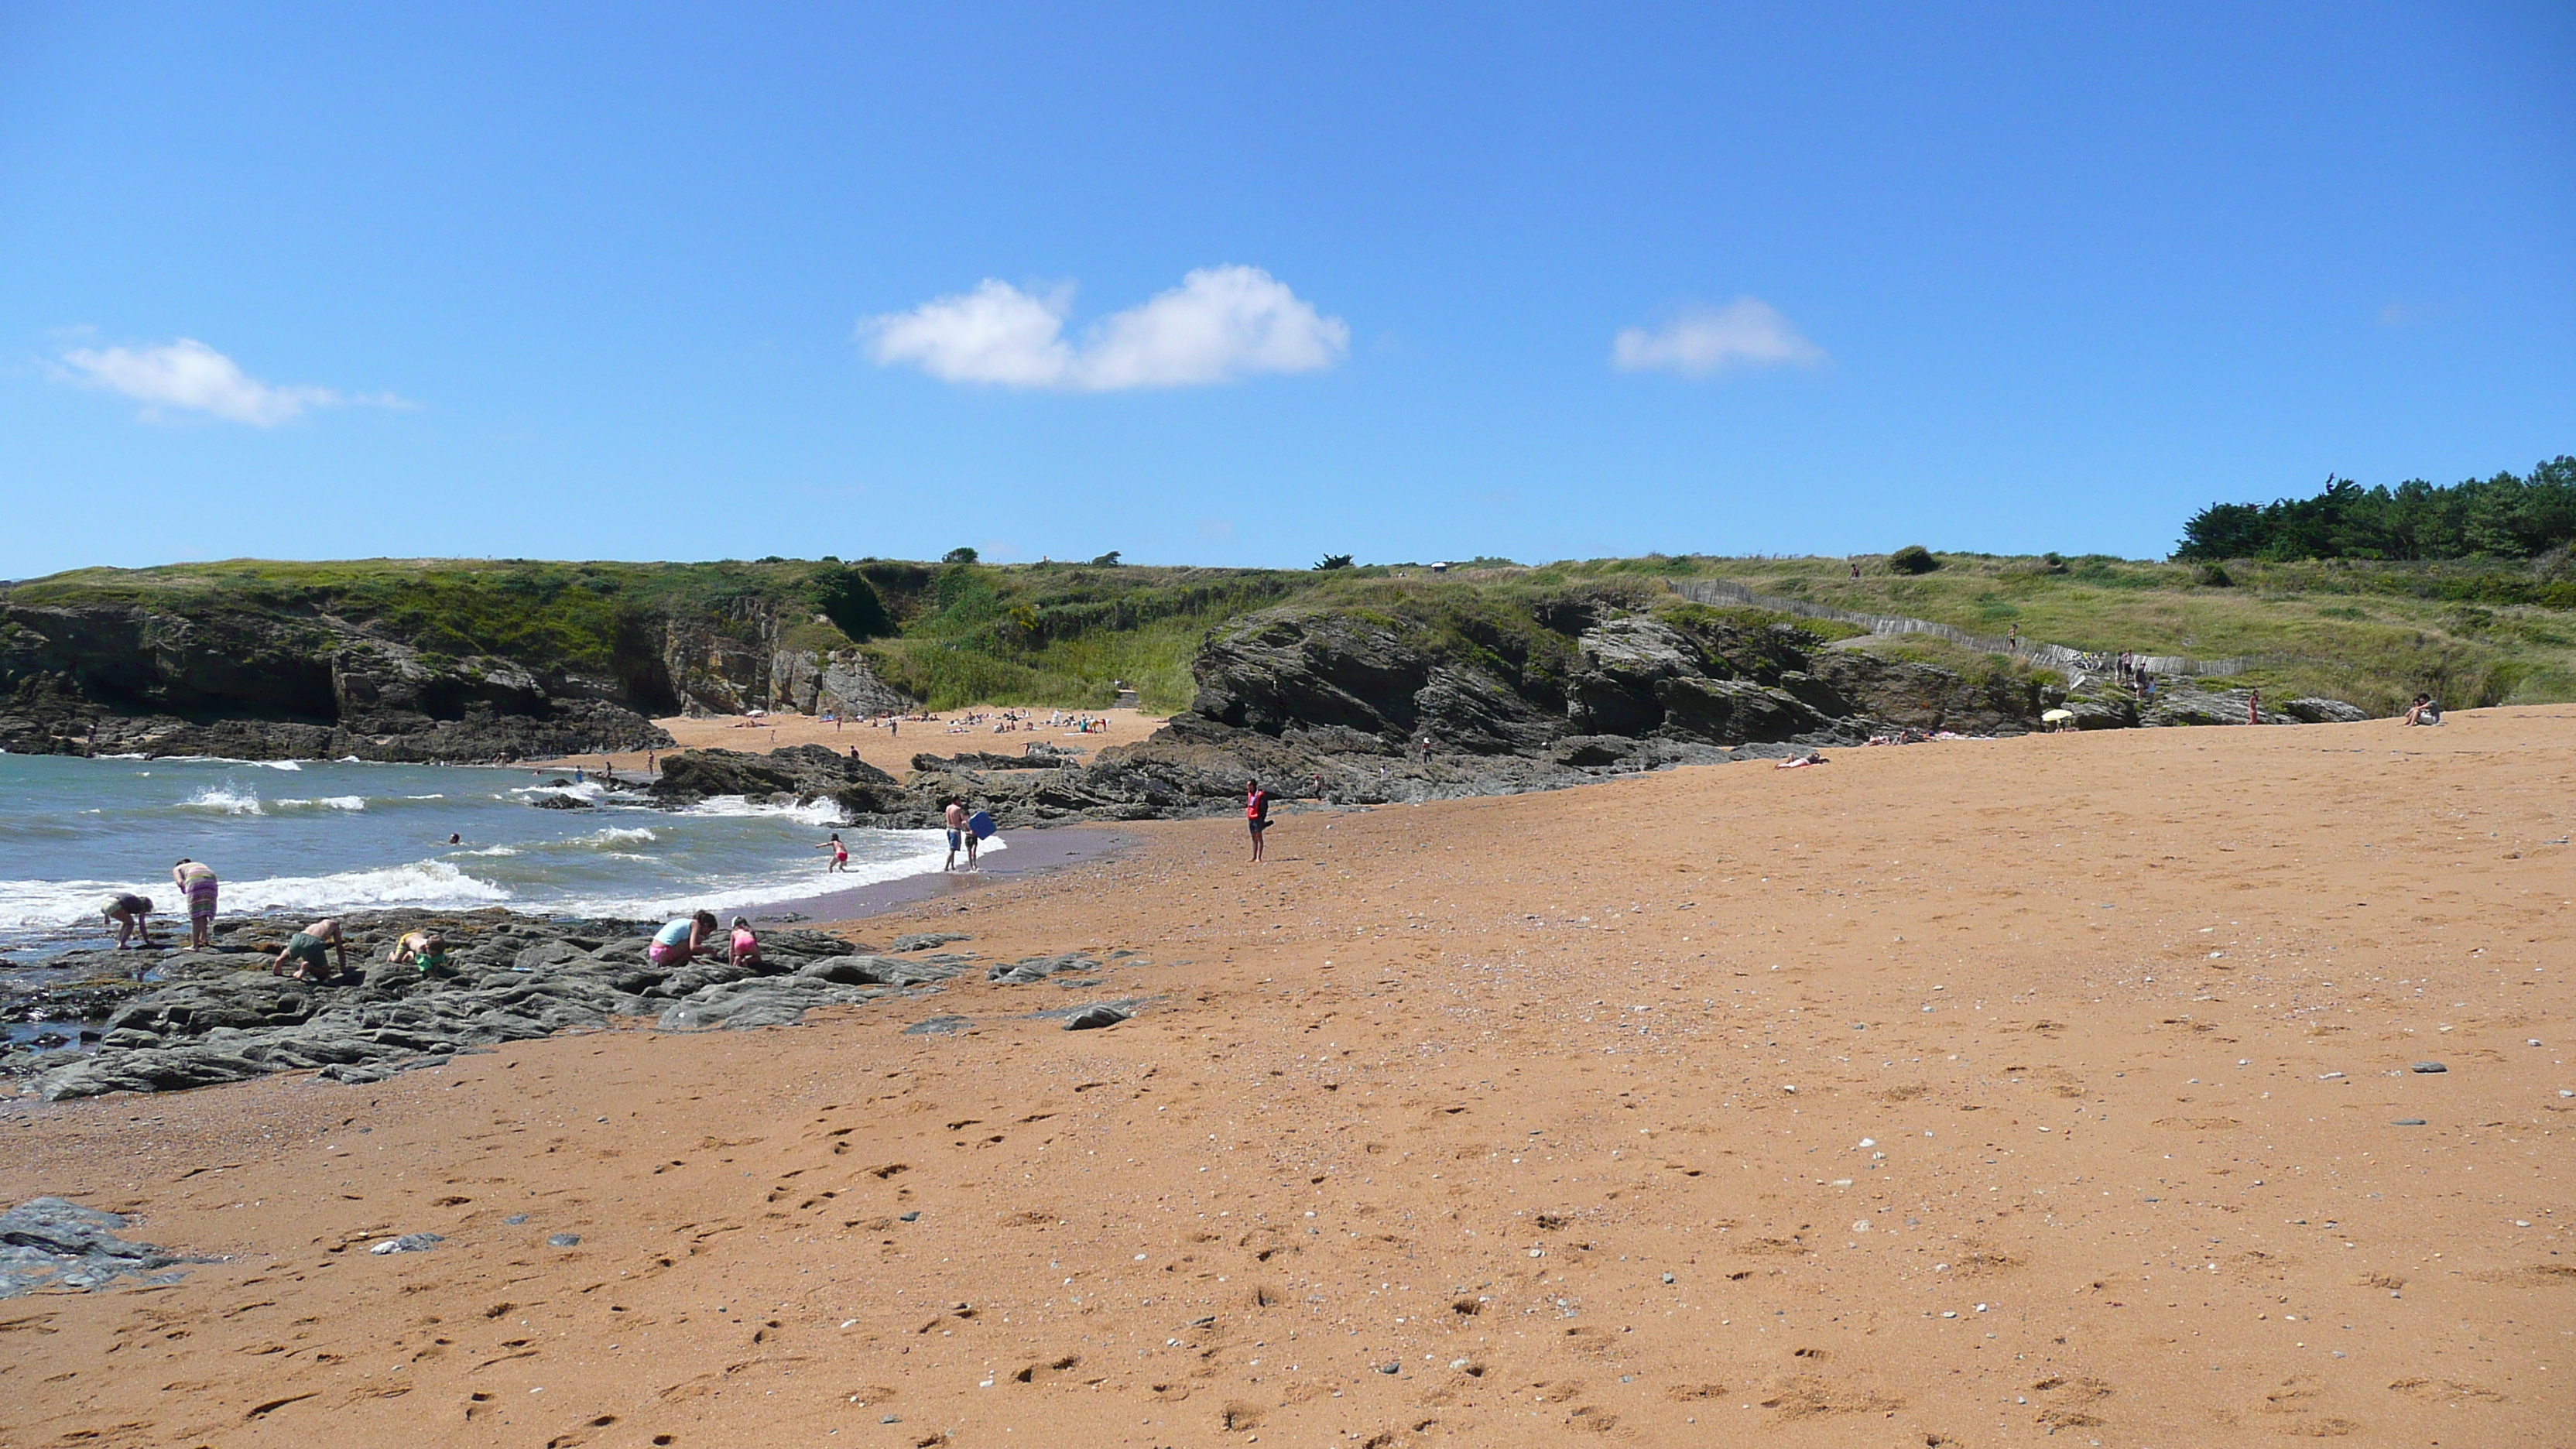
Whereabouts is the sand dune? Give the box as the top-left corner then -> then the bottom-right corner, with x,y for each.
3,708 -> 2570,1446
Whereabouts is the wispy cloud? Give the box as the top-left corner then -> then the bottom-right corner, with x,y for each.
1612,298 -> 1825,376
55,337 -> 409,425
863,265 -> 1349,391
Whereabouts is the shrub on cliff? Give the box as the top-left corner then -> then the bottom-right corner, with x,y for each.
1888,546 -> 1939,575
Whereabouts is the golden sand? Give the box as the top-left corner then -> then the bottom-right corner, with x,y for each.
4,708 -> 2570,1446
540,707 -> 1170,779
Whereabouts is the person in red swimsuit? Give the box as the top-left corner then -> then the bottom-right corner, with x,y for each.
1245,779 -> 1272,862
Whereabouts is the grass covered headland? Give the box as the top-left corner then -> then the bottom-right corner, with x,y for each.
9,521 -> 2576,720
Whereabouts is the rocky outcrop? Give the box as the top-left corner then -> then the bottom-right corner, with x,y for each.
648,744 -> 908,816
3,911 -> 1132,1098
0,602 -> 671,762
774,648 -> 914,718
807,600 -> 2369,829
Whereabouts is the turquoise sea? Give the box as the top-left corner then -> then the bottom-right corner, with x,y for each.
0,752 -> 988,950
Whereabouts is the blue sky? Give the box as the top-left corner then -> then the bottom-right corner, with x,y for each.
2,3 -> 2570,577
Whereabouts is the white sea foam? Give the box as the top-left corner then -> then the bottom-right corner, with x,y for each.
0,879 -> 156,930
276,796 -> 368,811
217,860 -> 511,916
262,760 -> 304,772
583,827 -> 659,846
462,845 -> 521,857
181,786 -> 264,816
554,832 -> 993,920
678,794 -> 848,826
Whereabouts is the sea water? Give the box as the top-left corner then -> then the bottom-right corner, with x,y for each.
0,752 -> 992,949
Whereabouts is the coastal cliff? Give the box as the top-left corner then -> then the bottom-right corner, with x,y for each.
0,559 -> 921,762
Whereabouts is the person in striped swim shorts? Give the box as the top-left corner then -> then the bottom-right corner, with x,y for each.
172,858 -> 218,951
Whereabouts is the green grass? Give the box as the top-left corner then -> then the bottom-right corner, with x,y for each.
11,548 -> 2574,719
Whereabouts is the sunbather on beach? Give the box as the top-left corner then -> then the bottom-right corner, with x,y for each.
272,919 -> 348,981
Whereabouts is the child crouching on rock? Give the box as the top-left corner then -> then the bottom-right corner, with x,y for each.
729,916 -> 762,969
651,911 -> 719,968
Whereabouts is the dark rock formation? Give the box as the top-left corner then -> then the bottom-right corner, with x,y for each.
648,744 -> 907,816
646,598 -> 2368,831
15,910 -> 907,1099
0,1197 -> 214,1296
0,601 -> 672,762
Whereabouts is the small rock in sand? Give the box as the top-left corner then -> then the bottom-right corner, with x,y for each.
369,1233 -> 445,1255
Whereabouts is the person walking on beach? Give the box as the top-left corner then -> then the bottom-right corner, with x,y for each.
102,892 -> 156,949
272,918 -> 348,981
649,911 -> 718,968
1246,778 -> 1272,862
172,858 -> 218,951
816,831 -> 850,872
944,799 -> 971,871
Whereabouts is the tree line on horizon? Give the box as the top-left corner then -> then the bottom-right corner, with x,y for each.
2174,455 -> 2576,564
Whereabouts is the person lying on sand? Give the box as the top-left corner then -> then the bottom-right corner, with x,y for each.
1775,752 -> 1830,769
391,929 -> 449,973
272,919 -> 348,981
728,916 -> 762,968
102,892 -> 156,949
650,911 -> 719,968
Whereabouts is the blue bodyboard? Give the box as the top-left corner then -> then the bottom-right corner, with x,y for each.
968,810 -> 996,840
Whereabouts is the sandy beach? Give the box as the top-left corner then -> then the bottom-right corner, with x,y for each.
536,707 -> 1171,779
3,708 -> 2570,1447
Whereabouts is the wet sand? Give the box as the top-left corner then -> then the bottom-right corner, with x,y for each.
2,708 -> 2571,1447
724,825 -> 1142,928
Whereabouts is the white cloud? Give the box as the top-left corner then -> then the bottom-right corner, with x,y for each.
55,337 -> 408,425
863,265 -> 1348,391
1612,298 -> 1825,376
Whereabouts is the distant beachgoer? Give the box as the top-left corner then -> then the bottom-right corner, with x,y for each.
392,929 -> 449,973
649,911 -> 719,968
1246,779 -> 1272,862
447,833 -> 463,846
1850,560 -> 1861,579
172,858 -> 218,950
1774,752 -> 1830,769
2006,625 -> 2018,648
272,918 -> 347,981
646,750 -> 657,771
102,892 -> 155,949
2403,694 -> 2443,726
574,767 -> 586,784
890,719 -> 899,740
2247,689 -> 2261,726
817,831 -> 850,872
729,916 -> 762,968
944,800 -> 970,871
